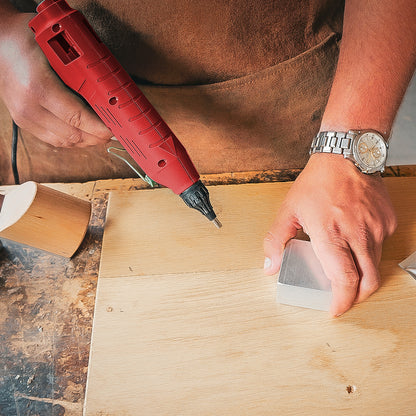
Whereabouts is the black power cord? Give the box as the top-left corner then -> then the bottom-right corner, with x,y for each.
12,120 -> 20,185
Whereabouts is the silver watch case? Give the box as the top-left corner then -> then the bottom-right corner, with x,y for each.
347,130 -> 388,174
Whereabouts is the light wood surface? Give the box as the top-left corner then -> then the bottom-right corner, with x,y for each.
98,182 -> 292,277
85,178 -> 416,416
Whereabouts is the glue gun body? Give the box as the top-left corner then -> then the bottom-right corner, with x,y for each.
29,0 -> 220,226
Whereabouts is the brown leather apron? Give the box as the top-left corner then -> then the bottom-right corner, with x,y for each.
0,0 -> 343,184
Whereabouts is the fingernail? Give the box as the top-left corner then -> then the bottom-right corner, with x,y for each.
110,136 -> 118,141
264,257 -> 272,270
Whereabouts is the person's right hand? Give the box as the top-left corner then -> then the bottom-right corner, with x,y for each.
263,153 -> 397,317
0,12 -> 112,147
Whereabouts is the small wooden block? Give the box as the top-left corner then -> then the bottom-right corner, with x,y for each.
0,181 -> 91,257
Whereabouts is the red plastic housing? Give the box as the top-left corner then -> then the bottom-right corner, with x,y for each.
29,0 -> 200,194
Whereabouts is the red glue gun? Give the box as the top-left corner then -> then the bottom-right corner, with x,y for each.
28,0 -> 221,227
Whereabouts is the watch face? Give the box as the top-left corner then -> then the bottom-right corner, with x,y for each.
353,132 -> 387,173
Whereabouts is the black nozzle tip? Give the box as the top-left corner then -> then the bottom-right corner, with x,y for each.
180,180 -> 218,222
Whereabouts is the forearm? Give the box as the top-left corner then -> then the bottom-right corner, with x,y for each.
321,0 -> 416,135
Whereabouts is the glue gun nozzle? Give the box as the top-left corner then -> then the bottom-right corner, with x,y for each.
179,180 -> 222,228
212,218 -> 222,229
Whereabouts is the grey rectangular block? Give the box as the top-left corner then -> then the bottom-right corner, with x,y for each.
277,239 -> 332,311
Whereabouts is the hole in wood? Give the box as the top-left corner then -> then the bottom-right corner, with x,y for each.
346,385 -> 356,394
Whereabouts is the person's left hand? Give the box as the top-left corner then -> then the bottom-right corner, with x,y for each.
263,153 -> 397,316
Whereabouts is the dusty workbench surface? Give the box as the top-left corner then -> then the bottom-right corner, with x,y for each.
0,166 -> 414,416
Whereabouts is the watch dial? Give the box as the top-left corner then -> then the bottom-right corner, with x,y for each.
355,132 -> 387,170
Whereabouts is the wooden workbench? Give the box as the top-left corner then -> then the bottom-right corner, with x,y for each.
0,166 -> 414,416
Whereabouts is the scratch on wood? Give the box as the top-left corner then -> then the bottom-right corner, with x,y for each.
14,392 -> 82,412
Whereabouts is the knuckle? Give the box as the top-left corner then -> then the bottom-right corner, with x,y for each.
365,278 -> 380,294
325,221 -> 343,240
66,131 -> 82,145
356,223 -> 372,244
320,236 -> 351,260
67,110 -> 82,129
371,224 -> 385,244
264,231 -> 276,244
263,230 -> 287,254
352,222 -> 382,252
389,214 -> 398,236
355,223 -> 381,251
52,132 -> 82,147
336,271 -> 359,288
263,231 -> 277,251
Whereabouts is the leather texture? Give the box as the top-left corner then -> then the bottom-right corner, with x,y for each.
0,0 -> 343,184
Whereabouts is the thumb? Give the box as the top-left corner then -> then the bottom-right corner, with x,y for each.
263,210 -> 299,275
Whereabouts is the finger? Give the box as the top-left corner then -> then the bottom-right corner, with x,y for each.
17,106 -> 107,148
311,238 -> 360,317
39,79 -> 112,142
263,210 -> 299,275
353,244 -> 382,304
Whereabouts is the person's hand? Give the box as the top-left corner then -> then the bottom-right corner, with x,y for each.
0,13 -> 112,147
263,153 -> 397,316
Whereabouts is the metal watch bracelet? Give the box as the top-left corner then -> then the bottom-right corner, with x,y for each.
309,131 -> 357,158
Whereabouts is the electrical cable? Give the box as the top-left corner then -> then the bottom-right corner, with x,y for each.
12,120 -> 20,185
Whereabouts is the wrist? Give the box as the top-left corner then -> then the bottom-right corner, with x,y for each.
319,113 -> 392,139
308,152 -> 382,181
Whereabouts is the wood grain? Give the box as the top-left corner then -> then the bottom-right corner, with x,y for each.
99,182 -> 291,277
0,182 -> 91,257
85,178 -> 416,416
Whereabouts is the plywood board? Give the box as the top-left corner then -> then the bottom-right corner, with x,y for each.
85,178 -> 416,415
98,182 -> 292,277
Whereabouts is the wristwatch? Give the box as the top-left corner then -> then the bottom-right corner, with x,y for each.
309,130 -> 389,174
